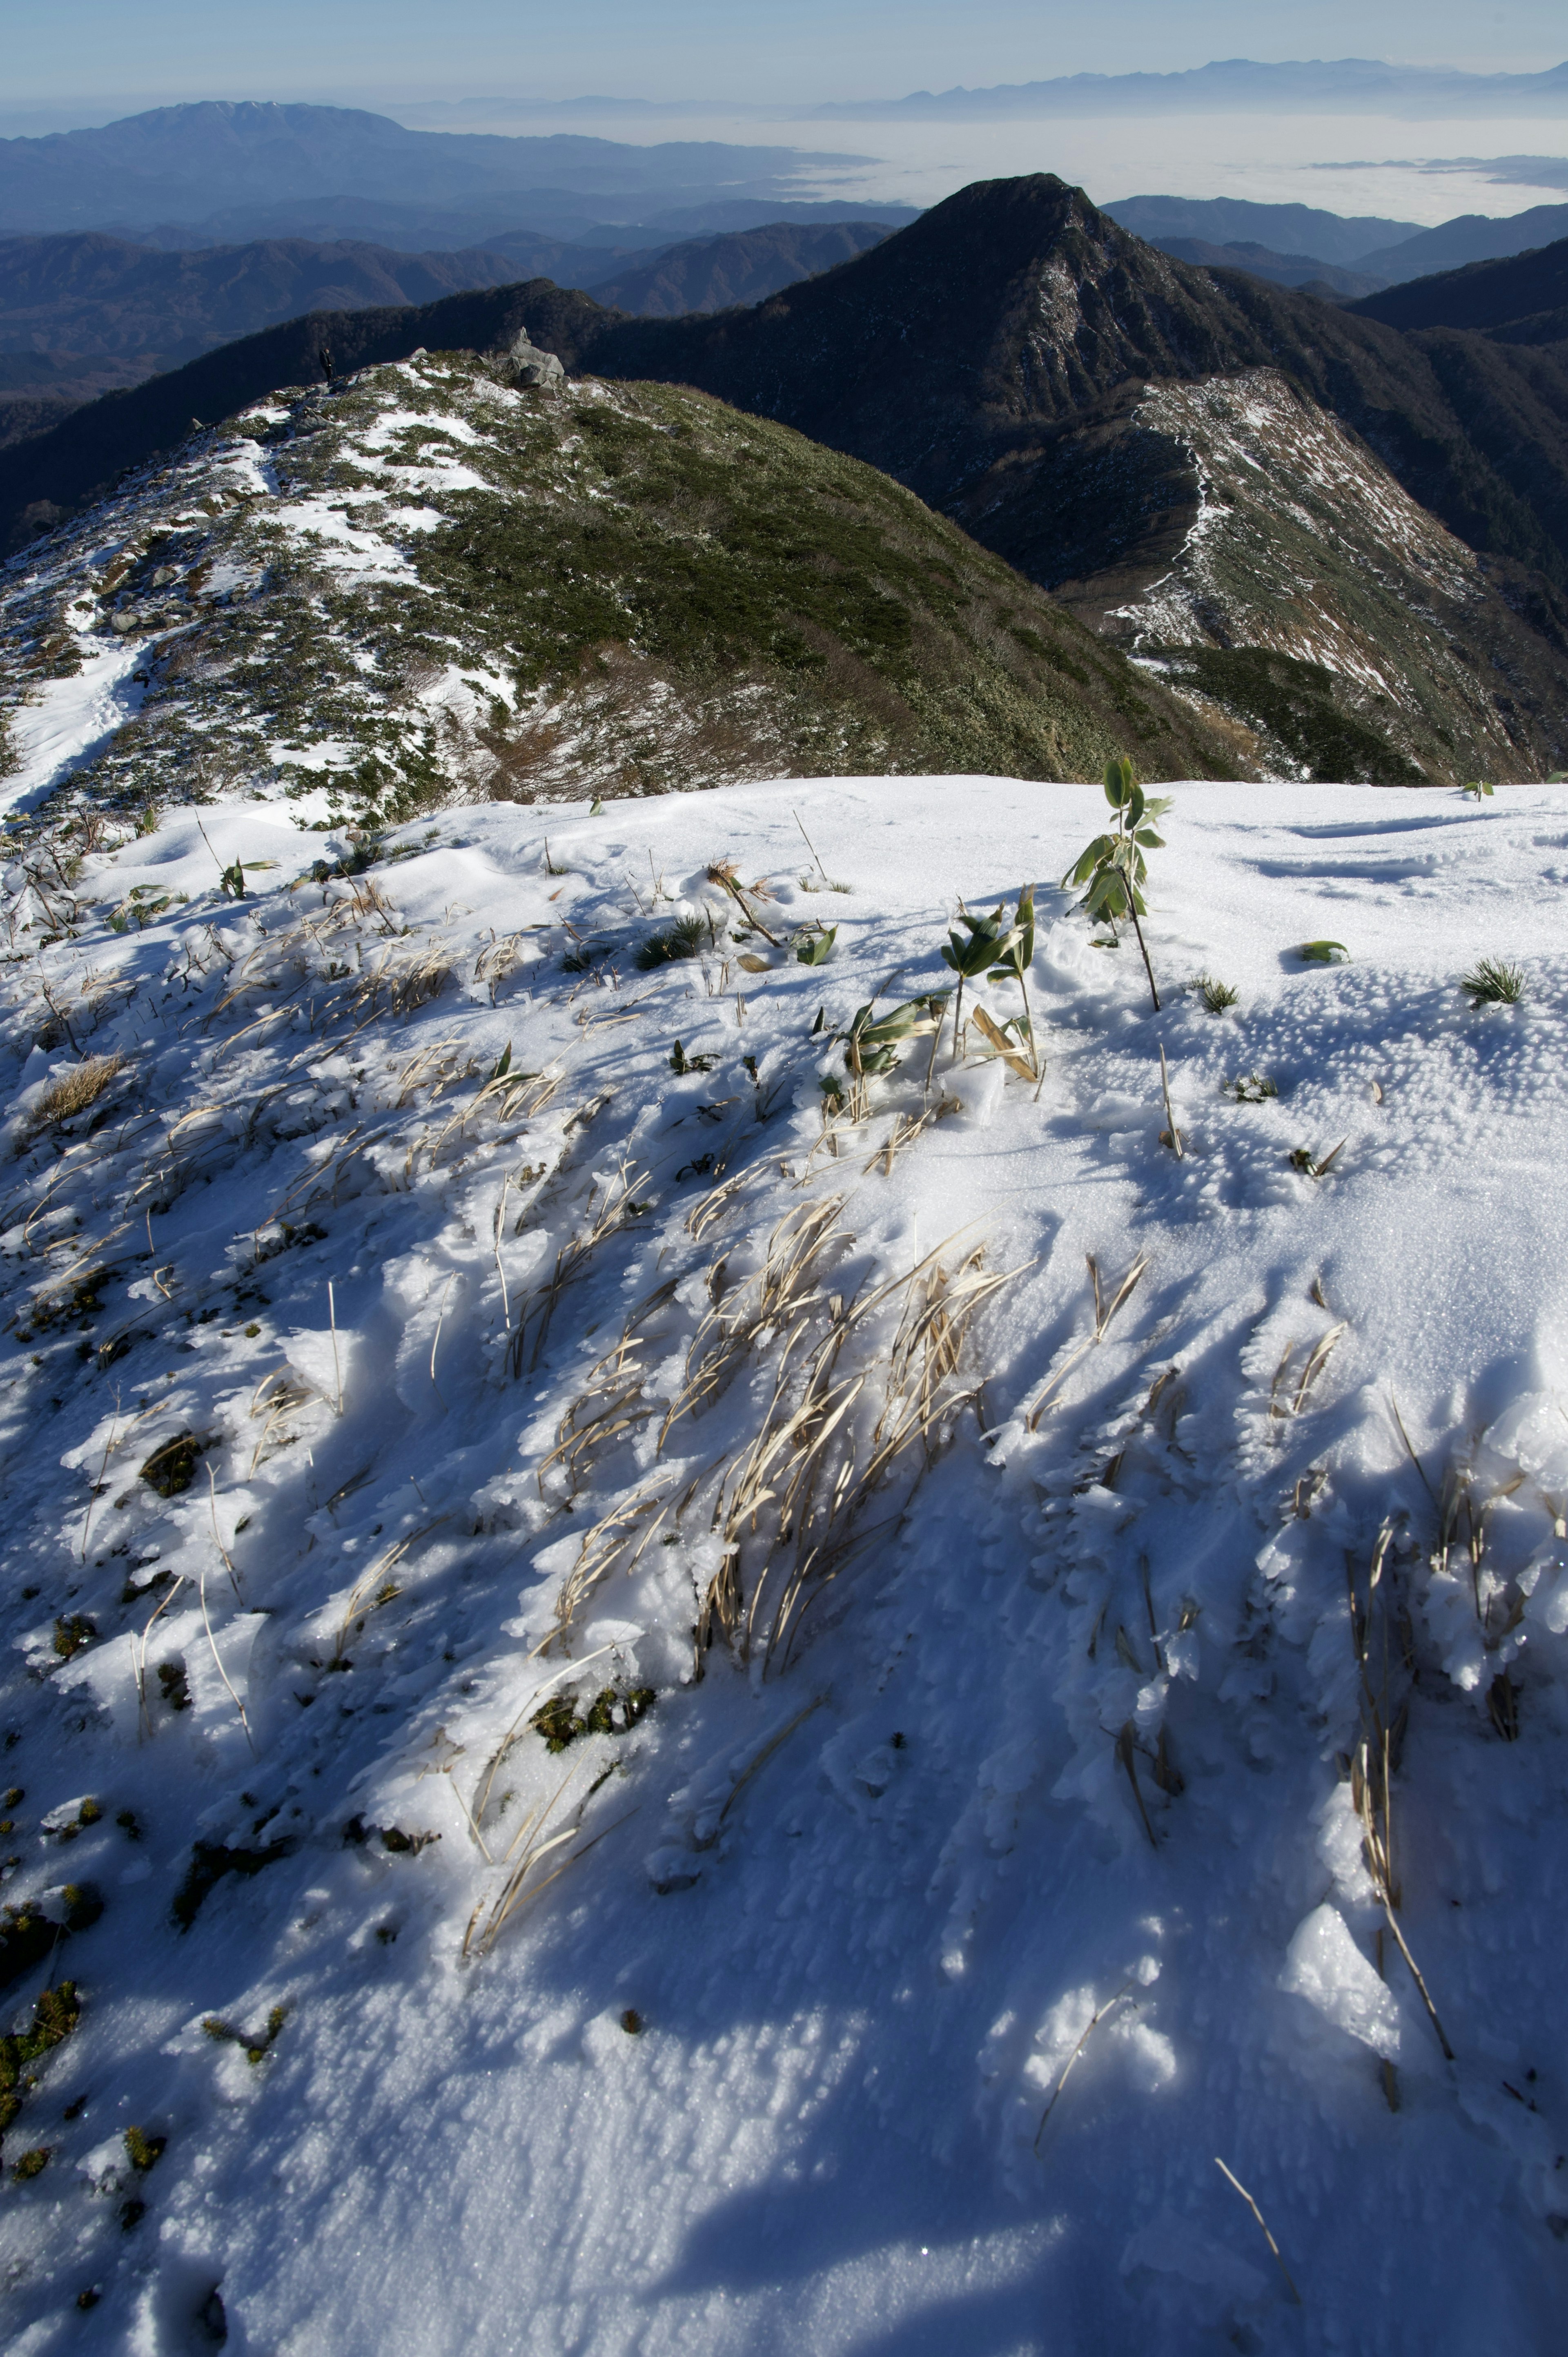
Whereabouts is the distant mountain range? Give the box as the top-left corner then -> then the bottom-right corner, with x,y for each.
0,101 -> 896,241
106,194 -> 914,253
0,219 -> 892,371
1104,197 -> 1417,267
1107,194 -> 1568,286
0,219 -> 897,452
1352,204 -> 1568,282
4,176 -> 1565,781
805,56 -> 1568,117
0,166 -> 1561,451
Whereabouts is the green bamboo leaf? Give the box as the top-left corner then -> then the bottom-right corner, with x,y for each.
795,926 -> 837,966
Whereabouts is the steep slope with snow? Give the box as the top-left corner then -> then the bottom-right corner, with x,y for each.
1039,370 -> 1551,783
2,761 -> 1568,2352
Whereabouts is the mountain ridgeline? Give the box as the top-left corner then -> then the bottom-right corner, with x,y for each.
0,360 -> 1241,831
5,174 -> 1568,783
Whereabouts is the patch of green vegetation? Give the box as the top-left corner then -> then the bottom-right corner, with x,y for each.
407,378 -> 1229,787
16,363 -> 1234,841
124,2124 -> 166,2172
52,1615 -> 97,1660
0,1981 -> 80,2141
51,1797 -> 101,1842
1159,645 -> 1423,783
1462,956 -> 1525,1006
139,1429 -> 201,1497
12,2145 -> 49,2179
20,1267 -> 114,1338
1230,1073 -> 1278,1103
532,1685 -> 656,1752
637,914 -> 708,969
203,2005 -> 287,2066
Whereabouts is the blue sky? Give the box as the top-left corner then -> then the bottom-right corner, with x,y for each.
2,0 -> 1565,117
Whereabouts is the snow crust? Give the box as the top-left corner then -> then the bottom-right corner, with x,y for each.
2,770 -> 1568,2351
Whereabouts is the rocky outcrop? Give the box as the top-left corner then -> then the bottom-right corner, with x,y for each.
487,327 -> 566,389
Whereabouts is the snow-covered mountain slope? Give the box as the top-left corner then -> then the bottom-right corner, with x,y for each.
1101,371 -> 1534,781
3,767 -> 1568,2352
984,365 -> 1568,787
0,350 -> 1233,831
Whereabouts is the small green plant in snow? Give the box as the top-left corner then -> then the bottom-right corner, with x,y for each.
1461,957 -> 1524,1007
637,913 -> 707,969
1196,974 -> 1239,1014
940,902 -> 1020,1059
1064,756 -> 1171,1010
840,995 -> 948,1082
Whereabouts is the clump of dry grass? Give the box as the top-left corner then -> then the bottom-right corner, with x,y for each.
1345,1513 -> 1454,2069
545,1198 -> 1020,1672
1268,1321 -> 1348,1420
22,1054 -> 125,1142
1026,1253 -> 1148,1431
510,1161 -> 653,1377
354,943 -> 450,1017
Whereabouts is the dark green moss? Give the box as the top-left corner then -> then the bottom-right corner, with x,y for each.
0,1980 -> 80,2140
139,1430 -> 201,1498
124,2124 -> 165,2172
52,1614 -> 97,1660
202,2004 -> 287,2064
532,1685 -> 656,1752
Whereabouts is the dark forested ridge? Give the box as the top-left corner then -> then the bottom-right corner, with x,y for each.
1350,234 -> 1568,345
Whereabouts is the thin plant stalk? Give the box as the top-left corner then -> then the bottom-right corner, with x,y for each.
327,1280 -> 343,1416
1034,1981 -> 1136,2150
1214,2159 -> 1303,2305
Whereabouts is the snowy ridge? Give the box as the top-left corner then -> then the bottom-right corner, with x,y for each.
2,348 -> 1195,841
2,773 -> 1568,2349
1111,369 -> 1523,771
0,364 -> 558,825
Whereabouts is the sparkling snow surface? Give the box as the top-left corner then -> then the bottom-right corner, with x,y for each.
3,773 -> 1568,2354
